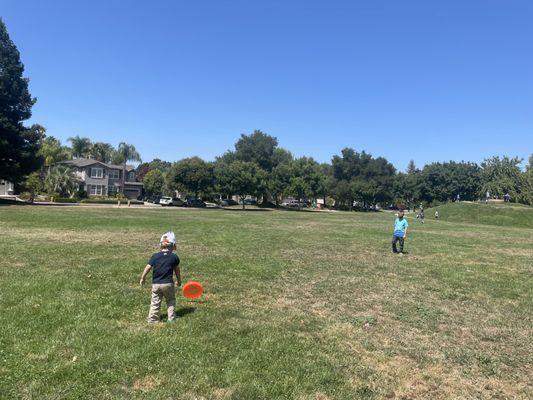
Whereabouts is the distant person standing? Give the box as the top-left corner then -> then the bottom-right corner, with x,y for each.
456,193 -> 460,202
435,210 -> 439,219
485,190 -> 490,203
392,210 -> 408,255
419,208 -> 425,224
504,193 -> 510,202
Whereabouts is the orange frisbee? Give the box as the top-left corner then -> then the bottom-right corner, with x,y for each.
182,281 -> 203,299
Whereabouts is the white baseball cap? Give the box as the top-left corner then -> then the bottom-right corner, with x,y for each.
160,231 -> 176,245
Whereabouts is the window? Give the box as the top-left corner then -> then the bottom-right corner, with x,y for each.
90,168 -> 104,178
88,185 -> 106,196
108,185 -> 118,195
128,172 -> 135,181
108,170 -> 120,179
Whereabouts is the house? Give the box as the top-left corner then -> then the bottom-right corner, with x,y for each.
0,180 -> 15,197
60,159 -> 143,199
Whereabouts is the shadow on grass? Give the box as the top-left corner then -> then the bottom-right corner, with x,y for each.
175,307 -> 196,317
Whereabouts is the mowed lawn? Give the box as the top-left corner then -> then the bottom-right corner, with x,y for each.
0,205 -> 531,400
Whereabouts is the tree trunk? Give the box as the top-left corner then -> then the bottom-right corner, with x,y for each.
242,195 -> 245,210
122,162 -> 126,194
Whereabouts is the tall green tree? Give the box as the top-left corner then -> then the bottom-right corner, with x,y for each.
166,157 -> 214,198
136,158 -> 172,181
331,148 -> 395,209
143,169 -> 165,196
39,135 -> 71,166
214,161 -> 266,209
287,157 -> 324,207
480,156 -> 523,200
89,142 -> 115,163
114,142 -> 142,193
234,130 -> 280,203
68,136 -> 92,158
0,19 -> 43,183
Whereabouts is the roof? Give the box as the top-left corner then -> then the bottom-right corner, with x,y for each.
61,158 -> 135,171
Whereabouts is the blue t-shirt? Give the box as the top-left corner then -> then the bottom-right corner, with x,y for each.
148,250 -> 180,284
393,217 -> 408,237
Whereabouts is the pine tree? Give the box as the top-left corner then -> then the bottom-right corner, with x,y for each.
0,18 -> 43,182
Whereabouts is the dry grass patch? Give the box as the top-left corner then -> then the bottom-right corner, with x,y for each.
132,375 -> 162,391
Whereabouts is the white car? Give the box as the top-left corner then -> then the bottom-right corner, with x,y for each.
159,196 -> 173,206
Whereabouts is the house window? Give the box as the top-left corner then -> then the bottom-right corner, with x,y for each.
90,168 -> 104,178
108,185 -> 118,195
108,170 -> 120,179
128,172 -> 135,181
88,185 -> 106,196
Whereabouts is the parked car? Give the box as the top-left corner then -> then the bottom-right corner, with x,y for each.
159,196 -> 174,206
148,195 -> 162,204
282,199 -> 301,208
172,197 -> 185,207
185,198 -> 206,208
219,198 -> 238,206
238,198 -> 257,205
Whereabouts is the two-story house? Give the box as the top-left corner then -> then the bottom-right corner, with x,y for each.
61,159 -> 143,199
0,180 -> 15,197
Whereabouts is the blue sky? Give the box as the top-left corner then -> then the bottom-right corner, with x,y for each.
2,0 -> 532,170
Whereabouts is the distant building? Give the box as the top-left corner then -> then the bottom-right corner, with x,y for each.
60,159 -> 143,199
0,180 -> 15,196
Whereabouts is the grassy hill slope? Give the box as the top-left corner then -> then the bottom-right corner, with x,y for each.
427,201 -> 533,229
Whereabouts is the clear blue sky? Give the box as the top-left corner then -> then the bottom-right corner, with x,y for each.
2,0 -> 532,170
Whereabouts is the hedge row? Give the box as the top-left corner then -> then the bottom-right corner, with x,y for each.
80,199 -> 143,205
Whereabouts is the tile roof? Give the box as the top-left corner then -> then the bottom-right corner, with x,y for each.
62,158 -> 135,171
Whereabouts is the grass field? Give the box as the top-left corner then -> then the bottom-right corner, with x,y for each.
0,204 -> 532,399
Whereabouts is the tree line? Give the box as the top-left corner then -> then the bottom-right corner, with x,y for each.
1,18 -> 532,207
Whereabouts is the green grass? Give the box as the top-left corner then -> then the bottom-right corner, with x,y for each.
0,205 -> 531,399
427,201 -> 533,228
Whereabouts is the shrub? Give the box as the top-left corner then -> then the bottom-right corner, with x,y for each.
54,198 -> 78,203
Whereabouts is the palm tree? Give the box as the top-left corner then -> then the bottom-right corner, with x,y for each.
115,142 -> 142,193
89,142 -> 115,163
45,165 -> 78,197
68,136 -> 92,158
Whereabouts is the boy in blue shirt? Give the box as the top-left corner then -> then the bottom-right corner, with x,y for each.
140,231 -> 182,323
392,210 -> 409,254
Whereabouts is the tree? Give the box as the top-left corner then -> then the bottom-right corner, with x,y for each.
234,130 -> 279,204
215,161 -> 266,209
44,165 -> 78,197
407,160 -> 418,174
331,148 -> 395,209
39,135 -> 71,166
143,169 -> 165,196
269,148 -> 294,206
68,136 -> 92,158
136,158 -> 172,181
234,130 -> 278,171
89,142 -> 115,163
0,19 -> 43,183
480,156 -> 523,200
24,171 -> 42,202
114,142 -> 142,193
287,157 -> 324,208
166,157 -> 214,198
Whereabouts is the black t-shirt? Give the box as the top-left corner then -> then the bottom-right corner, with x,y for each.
148,250 -> 180,284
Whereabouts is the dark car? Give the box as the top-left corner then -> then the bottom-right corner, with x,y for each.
238,198 -> 257,205
219,198 -> 238,206
172,197 -> 185,207
185,198 -> 206,208
147,195 -> 162,204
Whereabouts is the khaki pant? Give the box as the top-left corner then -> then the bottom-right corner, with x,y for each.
148,283 -> 176,323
